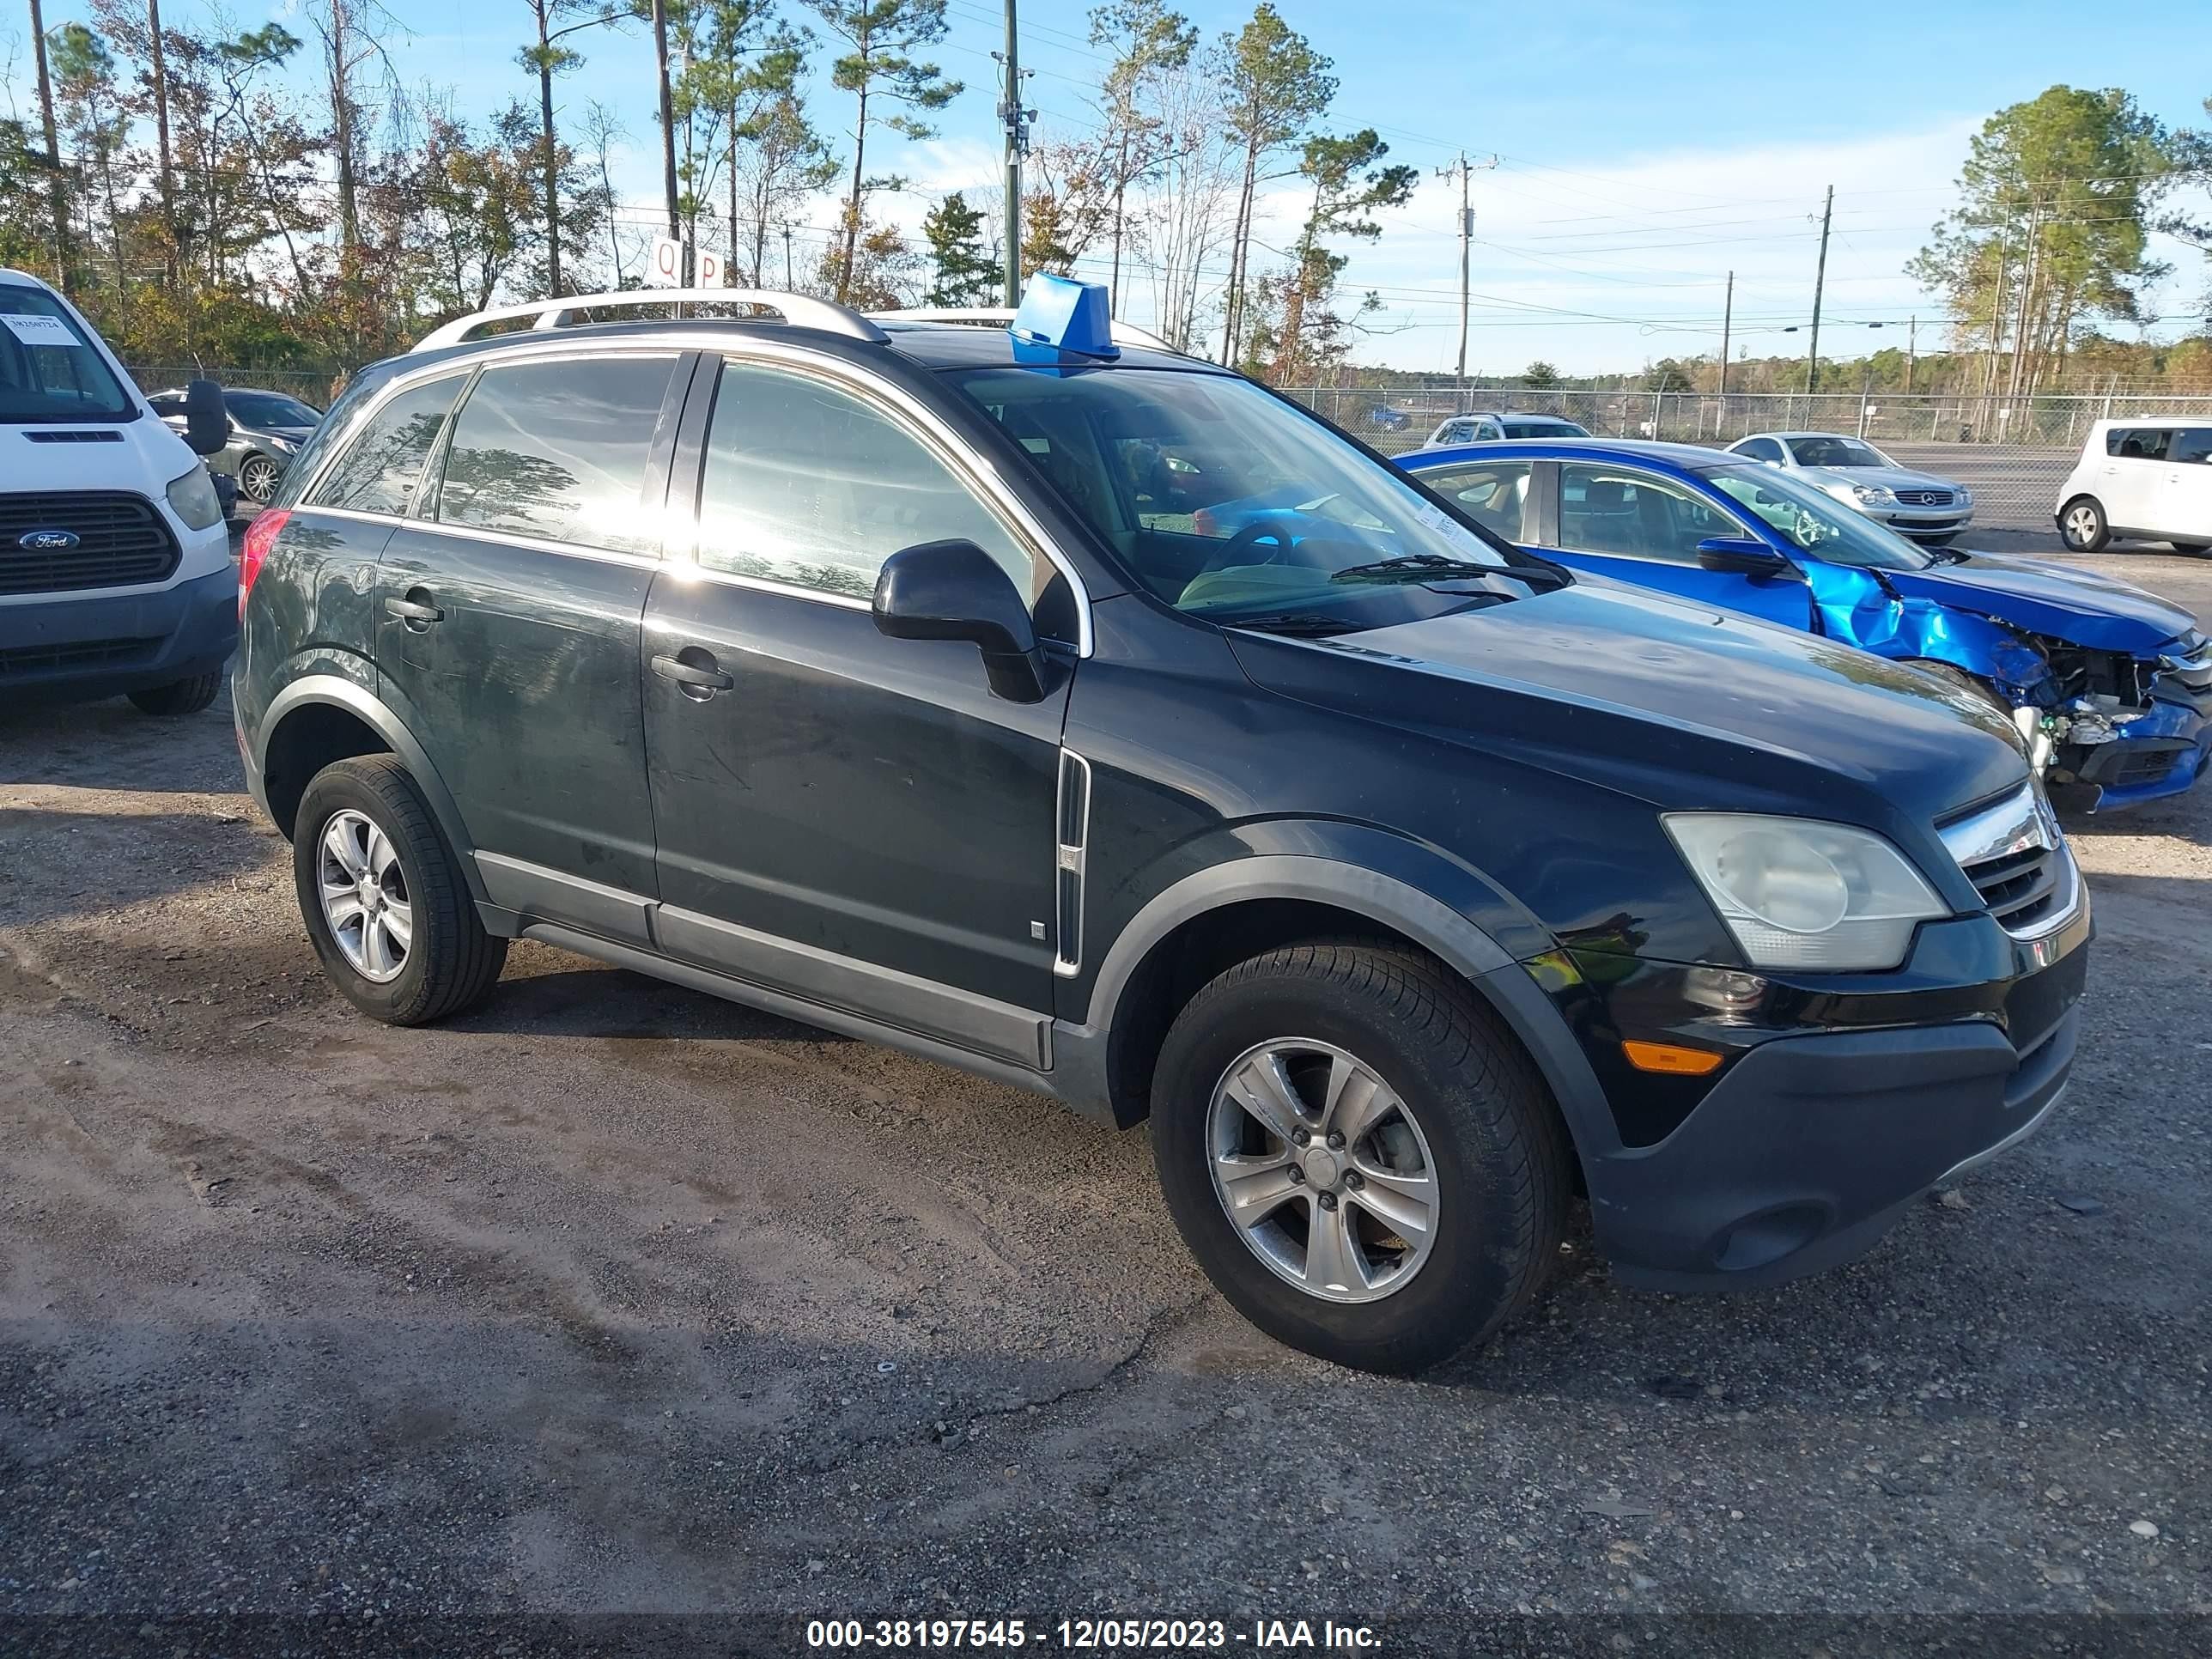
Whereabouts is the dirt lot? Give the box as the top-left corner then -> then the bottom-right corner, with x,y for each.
3,544 -> 2210,1655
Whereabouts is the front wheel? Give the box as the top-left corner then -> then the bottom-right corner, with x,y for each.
238,453 -> 283,504
2059,496 -> 2110,552
294,756 -> 507,1025
1149,941 -> 1570,1375
127,672 -> 222,716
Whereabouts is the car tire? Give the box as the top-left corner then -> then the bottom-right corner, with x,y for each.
127,672 -> 222,716
2058,496 -> 2110,552
293,755 -> 507,1026
1149,940 -> 1570,1375
239,454 -> 282,504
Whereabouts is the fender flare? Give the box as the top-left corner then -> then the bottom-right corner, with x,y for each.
1059,852 -> 1620,1166
255,673 -> 489,903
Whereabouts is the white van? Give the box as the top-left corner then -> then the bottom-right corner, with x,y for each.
2055,419 -> 2212,555
0,266 -> 238,714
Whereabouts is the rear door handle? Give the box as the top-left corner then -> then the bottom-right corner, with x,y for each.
651,651 -> 734,695
384,592 -> 443,628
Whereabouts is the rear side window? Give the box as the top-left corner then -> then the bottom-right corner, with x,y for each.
309,374 -> 467,516
2172,428 -> 2212,465
696,359 -> 1039,602
2107,428 -> 2172,461
436,355 -> 677,555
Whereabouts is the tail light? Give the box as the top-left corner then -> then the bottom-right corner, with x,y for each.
238,507 -> 289,619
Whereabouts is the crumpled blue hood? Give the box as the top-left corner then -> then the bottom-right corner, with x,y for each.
1881,550 -> 2194,653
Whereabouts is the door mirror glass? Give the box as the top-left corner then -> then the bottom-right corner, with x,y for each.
1696,536 -> 1792,576
873,538 -> 1049,702
183,378 -> 228,457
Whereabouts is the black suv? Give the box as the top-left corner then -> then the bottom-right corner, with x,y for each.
234,284 -> 2089,1373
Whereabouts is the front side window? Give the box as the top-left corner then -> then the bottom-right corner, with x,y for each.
2107,427 -> 2172,461
308,374 -> 467,517
697,360 -> 1039,603
1787,435 -> 1890,468
1414,460 -> 1534,542
2170,428 -> 2212,465
437,355 -> 676,554
1706,465 -> 1929,571
1557,463 -> 1742,563
947,366 -> 1539,627
0,285 -> 134,422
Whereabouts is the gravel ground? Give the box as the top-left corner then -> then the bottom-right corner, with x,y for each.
2,542 -> 2209,1656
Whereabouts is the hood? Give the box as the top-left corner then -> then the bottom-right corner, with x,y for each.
1233,580 -> 2027,826
3,409 -> 200,498
1801,464 -> 1959,494
1881,549 -> 2195,653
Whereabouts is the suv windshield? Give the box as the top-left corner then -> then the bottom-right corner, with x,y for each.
946,367 -> 1547,629
228,391 -> 320,427
0,286 -> 134,422
1787,435 -> 1891,468
1705,465 -> 1930,571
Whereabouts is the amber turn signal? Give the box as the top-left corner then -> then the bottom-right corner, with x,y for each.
1621,1040 -> 1724,1076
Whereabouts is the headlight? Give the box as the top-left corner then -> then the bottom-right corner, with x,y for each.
1663,814 -> 1948,971
265,434 -> 297,454
1956,487 -> 1972,507
1850,483 -> 1897,507
165,463 -> 225,530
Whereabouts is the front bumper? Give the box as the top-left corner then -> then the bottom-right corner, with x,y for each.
1870,505 -> 1973,539
0,563 -> 239,701
1550,896 -> 2091,1291
2057,673 -> 2212,811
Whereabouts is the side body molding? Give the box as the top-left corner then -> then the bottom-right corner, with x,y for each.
1052,853 -> 1619,1166
248,672 -> 491,906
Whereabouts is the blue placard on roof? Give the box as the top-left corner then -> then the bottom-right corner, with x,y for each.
1008,273 -> 1119,360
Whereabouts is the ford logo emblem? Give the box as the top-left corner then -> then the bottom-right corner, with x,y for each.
17,527 -> 80,551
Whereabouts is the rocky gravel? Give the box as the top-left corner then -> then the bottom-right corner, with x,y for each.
2,544 -> 2208,1657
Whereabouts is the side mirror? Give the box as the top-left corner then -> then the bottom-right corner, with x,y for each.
873,538 -> 1051,703
183,379 -> 228,457
1696,536 -> 1792,577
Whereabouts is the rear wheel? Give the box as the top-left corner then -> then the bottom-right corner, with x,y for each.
1149,940 -> 1570,1375
294,756 -> 506,1025
127,672 -> 222,716
2059,496 -> 2109,552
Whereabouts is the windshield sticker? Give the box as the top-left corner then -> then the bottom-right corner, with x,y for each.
2,313 -> 81,348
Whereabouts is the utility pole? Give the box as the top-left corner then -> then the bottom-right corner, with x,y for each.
1434,152 -> 1497,404
1805,185 -> 1832,394
996,1 -> 1031,306
147,0 -> 175,280
27,0 -> 67,291
2006,202 -> 2043,403
1905,314 -> 1917,393
782,224 -> 793,288
1718,270 -> 1734,396
652,0 -> 680,259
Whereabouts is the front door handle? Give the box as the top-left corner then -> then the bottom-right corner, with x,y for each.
652,650 -> 734,696
385,590 -> 443,629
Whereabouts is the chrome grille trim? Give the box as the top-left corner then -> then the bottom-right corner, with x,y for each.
1937,784 -> 2081,941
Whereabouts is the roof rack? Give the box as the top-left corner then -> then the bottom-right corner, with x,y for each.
414,289 -> 889,351
869,307 -> 1180,356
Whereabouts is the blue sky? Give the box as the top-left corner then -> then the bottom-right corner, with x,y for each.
9,0 -> 2210,373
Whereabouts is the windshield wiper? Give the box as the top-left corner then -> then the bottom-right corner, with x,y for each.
1923,546 -> 1971,566
1331,554 -> 1568,590
1223,611 -> 1361,637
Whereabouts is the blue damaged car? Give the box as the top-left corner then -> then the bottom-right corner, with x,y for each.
1389,439 -> 2211,811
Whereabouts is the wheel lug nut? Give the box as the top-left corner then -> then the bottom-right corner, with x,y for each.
1291,1127 -> 1311,1147
1317,1192 -> 1339,1212
1345,1172 -> 1364,1191
1326,1131 -> 1345,1150
1285,1165 -> 1304,1184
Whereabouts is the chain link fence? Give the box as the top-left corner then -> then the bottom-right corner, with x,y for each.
1283,386 -> 2212,537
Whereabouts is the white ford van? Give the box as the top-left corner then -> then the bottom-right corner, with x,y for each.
0,266 -> 238,714
2056,419 -> 2212,555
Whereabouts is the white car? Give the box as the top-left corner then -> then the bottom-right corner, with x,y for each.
2055,420 -> 2212,554
1725,431 -> 1972,544
1426,410 -> 1590,446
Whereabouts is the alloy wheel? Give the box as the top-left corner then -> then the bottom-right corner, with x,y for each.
240,456 -> 281,504
1205,1038 -> 1440,1304
2063,503 -> 2100,548
315,808 -> 413,983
